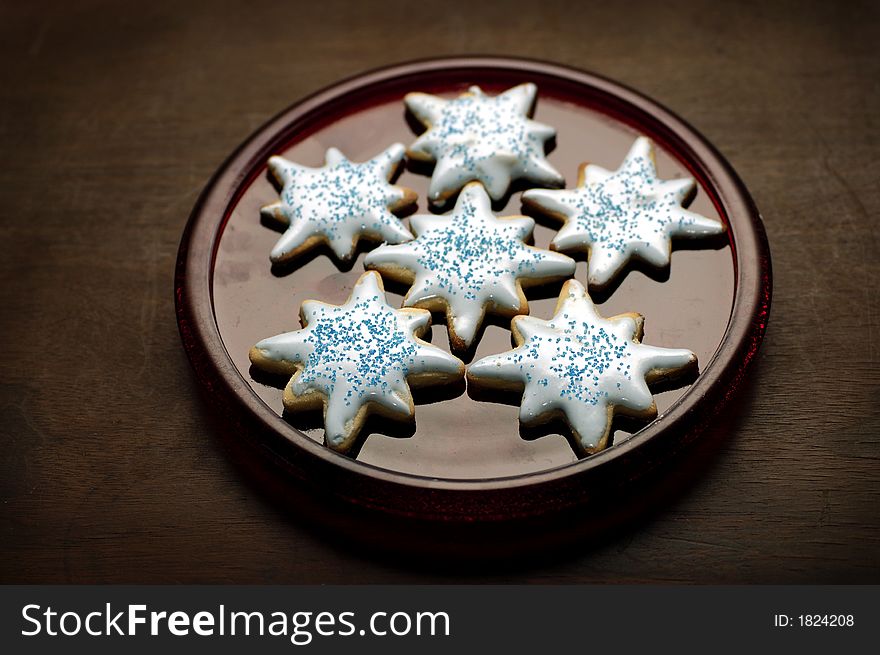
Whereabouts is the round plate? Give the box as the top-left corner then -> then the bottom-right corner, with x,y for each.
175,57 -> 771,522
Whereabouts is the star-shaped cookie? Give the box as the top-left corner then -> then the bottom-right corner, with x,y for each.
261,144 -> 416,265
364,183 -> 575,352
467,279 -> 697,454
249,271 -> 464,453
522,136 -> 726,290
405,83 -> 564,205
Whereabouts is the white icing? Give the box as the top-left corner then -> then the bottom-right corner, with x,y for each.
261,144 -> 414,263
468,279 -> 696,453
522,136 -> 725,288
405,83 -> 564,204
250,271 -> 464,451
365,183 -> 575,349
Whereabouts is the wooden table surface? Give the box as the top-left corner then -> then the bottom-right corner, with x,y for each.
1,0 -> 878,583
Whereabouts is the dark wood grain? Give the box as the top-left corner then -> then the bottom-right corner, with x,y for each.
1,0 -> 878,583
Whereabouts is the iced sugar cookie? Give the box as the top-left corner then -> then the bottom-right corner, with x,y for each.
467,279 -> 697,454
405,83 -> 564,205
522,136 -> 726,290
249,271 -> 464,453
365,183 -> 575,352
261,144 -> 416,264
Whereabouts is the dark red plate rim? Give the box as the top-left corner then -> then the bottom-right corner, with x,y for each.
174,56 -> 772,522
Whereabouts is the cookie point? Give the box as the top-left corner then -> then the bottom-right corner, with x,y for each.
521,81 -> 538,96
268,248 -> 284,264
357,269 -> 386,293
325,431 -> 348,450
562,278 -> 586,295
587,272 -> 609,290
362,269 -> 382,283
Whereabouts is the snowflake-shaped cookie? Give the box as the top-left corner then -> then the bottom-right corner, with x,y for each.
522,136 -> 726,290
467,279 -> 697,454
249,271 -> 464,452
261,144 -> 416,264
405,83 -> 564,205
365,183 -> 575,352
